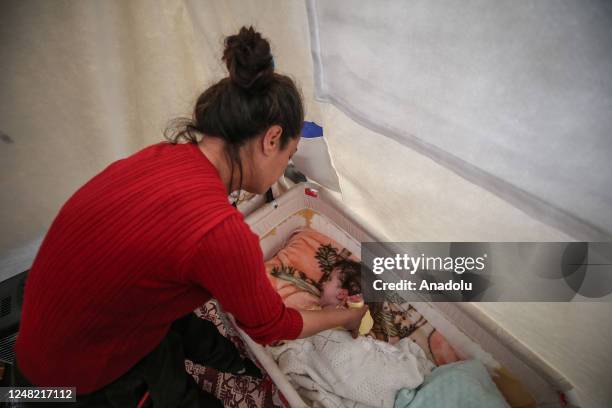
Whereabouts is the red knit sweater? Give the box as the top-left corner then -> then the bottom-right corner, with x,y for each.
15,141 -> 303,394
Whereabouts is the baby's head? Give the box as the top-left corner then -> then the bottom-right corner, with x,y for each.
319,260 -> 362,307
334,259 -> 362,296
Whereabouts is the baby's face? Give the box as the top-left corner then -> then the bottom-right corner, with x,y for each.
320,269 -> 348,307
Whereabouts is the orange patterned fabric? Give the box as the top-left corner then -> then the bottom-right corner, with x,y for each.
265,228 -> 357,310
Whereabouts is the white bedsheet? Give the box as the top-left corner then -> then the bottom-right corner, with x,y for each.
268,329 -> 435,408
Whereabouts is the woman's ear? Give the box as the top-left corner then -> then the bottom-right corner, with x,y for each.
262,125 -> 283,156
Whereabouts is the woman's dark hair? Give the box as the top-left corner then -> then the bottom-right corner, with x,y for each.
165,26 -> 304,192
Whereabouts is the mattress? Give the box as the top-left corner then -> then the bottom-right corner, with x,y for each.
219,182 -> 579,408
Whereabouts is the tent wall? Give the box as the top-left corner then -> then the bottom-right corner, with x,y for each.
308,0 -> 612,241
0,0 -> 316,264
1,1 -> 611,407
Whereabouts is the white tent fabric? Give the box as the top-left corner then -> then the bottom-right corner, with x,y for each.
307,0 -> 612,241
1,1 -> 611,407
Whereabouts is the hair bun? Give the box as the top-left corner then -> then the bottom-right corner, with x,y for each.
223,26 -> 274,92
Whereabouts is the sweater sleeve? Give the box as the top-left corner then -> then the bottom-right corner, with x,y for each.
189,213 -> 303,345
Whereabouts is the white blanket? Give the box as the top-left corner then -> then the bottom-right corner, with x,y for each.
268,329 -> 435,408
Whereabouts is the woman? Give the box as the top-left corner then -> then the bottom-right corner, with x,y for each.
14,26 -> 366,407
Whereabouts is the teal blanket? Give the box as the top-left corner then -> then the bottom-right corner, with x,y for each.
395,360 -> 510,408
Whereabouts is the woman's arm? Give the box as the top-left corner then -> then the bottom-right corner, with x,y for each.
190,213 -> 368,343
298,306 -> 368,339
191,214 -> 361,344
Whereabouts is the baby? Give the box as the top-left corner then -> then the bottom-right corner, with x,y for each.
269,260 -> 434,407
267,258 -> 436,407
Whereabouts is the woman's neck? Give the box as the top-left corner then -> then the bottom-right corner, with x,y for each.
197,137 -> 243,194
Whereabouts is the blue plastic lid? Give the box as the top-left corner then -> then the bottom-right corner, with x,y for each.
301,121 -> 323,138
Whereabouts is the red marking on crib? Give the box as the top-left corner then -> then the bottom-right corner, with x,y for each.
559,391 -> 568,406
305,187 -> 318,198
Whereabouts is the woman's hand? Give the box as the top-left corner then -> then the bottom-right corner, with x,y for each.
297,305 -> 368,339
342,305 -> 368,339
